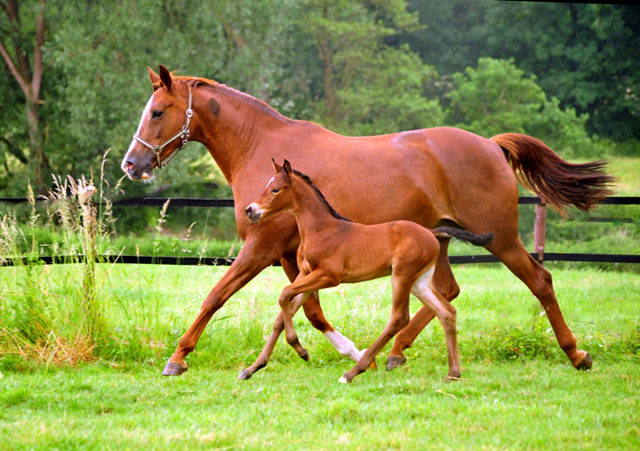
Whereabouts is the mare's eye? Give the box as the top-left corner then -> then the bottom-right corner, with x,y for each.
271,188 -> 280,194
151,110 -> 164,119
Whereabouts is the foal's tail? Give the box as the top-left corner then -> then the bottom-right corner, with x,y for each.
491,133 -> 615,214
432,227 -> 493,247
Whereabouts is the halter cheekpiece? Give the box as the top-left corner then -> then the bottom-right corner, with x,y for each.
132,87 -> 193,169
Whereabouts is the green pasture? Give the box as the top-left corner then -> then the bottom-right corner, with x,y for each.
1,264 -> 638,450
0,156 -> 639,450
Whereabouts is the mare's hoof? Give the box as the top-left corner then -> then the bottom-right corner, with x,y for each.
338,375 -> 350,384
369,359 -> 378,371
162,361 -> 188,376
300,348 -> 310,362
445,375 -> 461,383
574,351 -> 593,371
385,355 -> 407,371
238,370 -> 252,380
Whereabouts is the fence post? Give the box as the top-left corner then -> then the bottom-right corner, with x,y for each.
533,201 -> 547,264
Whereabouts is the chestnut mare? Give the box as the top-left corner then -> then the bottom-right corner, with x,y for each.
121,65 -> 614,378
245,159 -> 494,383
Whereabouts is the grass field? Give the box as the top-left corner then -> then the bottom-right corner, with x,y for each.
1,264 -> 639,450
0,155 -> 639,449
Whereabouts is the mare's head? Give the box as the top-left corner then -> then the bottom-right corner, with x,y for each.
245,159 -> 294,223
121,65 -> 196,181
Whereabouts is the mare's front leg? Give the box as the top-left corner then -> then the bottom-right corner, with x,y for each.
162,235 -> 285,376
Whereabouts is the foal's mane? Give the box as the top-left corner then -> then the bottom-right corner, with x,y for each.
292,169 -> 351,222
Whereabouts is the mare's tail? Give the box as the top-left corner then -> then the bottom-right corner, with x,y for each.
491,133 -> 615,214
432,227 -> 493,247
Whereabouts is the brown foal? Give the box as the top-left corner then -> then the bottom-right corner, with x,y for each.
245,160 -> 493,383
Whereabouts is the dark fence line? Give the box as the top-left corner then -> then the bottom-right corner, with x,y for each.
3,196 -> 640,207
3,252 -> 638,268
1,196 -> 639,267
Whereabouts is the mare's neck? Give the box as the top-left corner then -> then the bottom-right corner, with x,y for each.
290,177 -> 343,242
192,83 -> 294,186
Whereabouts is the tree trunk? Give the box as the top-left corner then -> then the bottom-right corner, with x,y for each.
0,0 -> 48,189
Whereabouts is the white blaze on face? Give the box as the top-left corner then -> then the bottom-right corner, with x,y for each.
121,95 -> 154,172
266,176 -> 275,189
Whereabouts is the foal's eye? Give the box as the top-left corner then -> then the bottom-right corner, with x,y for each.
151,110 -> 164,119
271,188 -> 280,194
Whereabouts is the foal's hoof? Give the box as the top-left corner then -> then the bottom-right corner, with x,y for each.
338,375 -> 350,384
162,361 -> 188,376
574,351 -> 593,371
238,370 -> 252,380
299,348 -> 310,362
385,355 -> 407,371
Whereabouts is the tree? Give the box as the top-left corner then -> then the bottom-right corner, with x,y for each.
448,58 -> 601,158
482,3 -> 640,143
300,0 -> 442,134
0,0 -> 49,187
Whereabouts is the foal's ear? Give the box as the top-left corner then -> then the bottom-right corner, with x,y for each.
148,67 -> 160,85
283,159 -> 292,175
159,64 -> 173,91
271,159 -> 283,174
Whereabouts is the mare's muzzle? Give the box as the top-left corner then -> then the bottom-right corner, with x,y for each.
122,152 -> 155,181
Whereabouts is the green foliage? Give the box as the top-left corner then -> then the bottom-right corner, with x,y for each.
332,44 -> 443,135
299,0 -> 442,135
448,58 -> 604,158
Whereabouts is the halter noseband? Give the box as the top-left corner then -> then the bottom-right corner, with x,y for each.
132,87 -> 193,169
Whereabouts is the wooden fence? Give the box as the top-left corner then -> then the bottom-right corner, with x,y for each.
1,196 -> 639,266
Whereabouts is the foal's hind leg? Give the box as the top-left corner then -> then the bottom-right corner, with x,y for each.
409,267 -> 461,380
340,276 -> 412,384
387,237 -> 460,370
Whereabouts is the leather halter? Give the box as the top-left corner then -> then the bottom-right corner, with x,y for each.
132,87 -> 193,169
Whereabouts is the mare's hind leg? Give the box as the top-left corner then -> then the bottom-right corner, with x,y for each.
488,237 -> 592,370
410,267 -> 461,380
387,237 -> 460,370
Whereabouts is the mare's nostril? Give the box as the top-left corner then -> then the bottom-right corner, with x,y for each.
245,206 -> 253,218
125,161 -> 135,174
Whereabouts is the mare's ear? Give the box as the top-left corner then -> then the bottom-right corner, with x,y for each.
148,67 -> 160,85
283,159 -> 292,175
272,159 -> 283,174
159,64 -> 172,91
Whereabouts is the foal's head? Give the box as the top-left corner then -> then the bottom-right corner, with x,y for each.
245,160 -> 295,224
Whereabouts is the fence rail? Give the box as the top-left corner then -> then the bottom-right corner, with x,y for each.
1,196 -> 639,267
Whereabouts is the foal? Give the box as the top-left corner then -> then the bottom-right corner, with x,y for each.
245,160 -> 493,383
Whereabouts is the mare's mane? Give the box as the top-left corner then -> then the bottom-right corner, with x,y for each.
292,169 -> 352,222
166,76 -> 295,124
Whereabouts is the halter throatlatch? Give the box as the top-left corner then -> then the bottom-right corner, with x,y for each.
132,87 -> 193,169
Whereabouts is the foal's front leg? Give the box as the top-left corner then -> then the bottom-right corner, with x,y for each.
278,270 -> 339,361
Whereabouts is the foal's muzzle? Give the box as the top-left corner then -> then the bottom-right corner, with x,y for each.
245,204 -> 262,223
